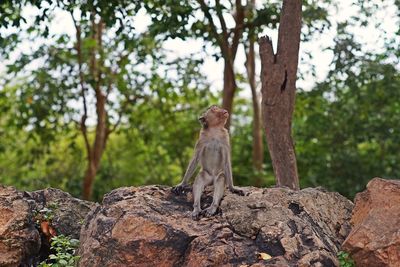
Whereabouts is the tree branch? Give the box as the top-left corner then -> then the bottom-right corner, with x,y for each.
196,0 -> 230,58
95,18 -> 104,95
215,0 -> 228,40
259,36 -> 275,66
231,0 -> 245,59
276,0 -> 302,64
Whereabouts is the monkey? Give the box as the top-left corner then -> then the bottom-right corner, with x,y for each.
172,105 -> 244,219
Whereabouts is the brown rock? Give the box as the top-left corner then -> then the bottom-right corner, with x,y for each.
342,177 -> 400,267
0,186 -> 40,267
78,185 -> 353,266
0,186 -> 96,266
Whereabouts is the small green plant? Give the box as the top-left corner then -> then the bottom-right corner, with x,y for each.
34,202 -> 59,224
39,207 -> 55,221
38,235 -> 80,267
47,202 -> 59,211
338,251 -> 355,267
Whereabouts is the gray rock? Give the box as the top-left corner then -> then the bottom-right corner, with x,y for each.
28,188 -> 97,239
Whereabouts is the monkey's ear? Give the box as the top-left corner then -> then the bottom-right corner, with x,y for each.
198,116 -> 208,129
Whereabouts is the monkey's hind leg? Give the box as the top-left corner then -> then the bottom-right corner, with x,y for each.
204,173 -> 225,217
192,171 -> 212,220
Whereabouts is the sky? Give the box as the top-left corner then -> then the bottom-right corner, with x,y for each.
1,0 -> 398,97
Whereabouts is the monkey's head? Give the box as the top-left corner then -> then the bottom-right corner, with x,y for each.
198,105 -> 229,129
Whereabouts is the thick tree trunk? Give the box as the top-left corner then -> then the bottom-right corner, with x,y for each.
259,0 -> 302,190
222,59 -> 236,129
245,35 -> 264,186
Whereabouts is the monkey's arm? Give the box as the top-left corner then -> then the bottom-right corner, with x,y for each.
181,149 -> 200,185
224,147 -> 244,196
172,143 -> 201,194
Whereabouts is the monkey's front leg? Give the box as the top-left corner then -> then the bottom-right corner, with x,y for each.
172,151 -> 199,195
192,171 -> 211,220
203,174 -> 225,216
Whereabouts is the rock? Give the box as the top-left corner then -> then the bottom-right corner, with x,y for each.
342,178 -> 400,267
0,185 -> 40,267
28,188 -> 97,239
26,188 -> 97,265
0,186 -> 96,266
78,185 -> 353,266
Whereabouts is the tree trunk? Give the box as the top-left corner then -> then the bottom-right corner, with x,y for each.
251,88 -> 263,173
222,59 -> 236,129
81,18 -> 108,200
82,124 -> 107,200
245,33 -> 264,186
82,160 -> 97,200
81,91 -> 107,200
259,0 -> 302,190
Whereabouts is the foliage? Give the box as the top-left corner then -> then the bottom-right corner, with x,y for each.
0,87 -> 215,201
0,0 -> 399,201
0,0 -> 214,199
91,77 -> 216,200
38,235 -> 80,267
143,0 -> 333,44
230,96 -> 275,187
0,0 -> 158,144
337,251 -> 355,267
0,105 -> 85,196
294,16 -> 400,198
34,202 -> 58,223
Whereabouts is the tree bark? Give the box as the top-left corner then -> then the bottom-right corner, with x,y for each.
259,0 -> 302,190
245,32 -> 264,186
82,160 -> 97,200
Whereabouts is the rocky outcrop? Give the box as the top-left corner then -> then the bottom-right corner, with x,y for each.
0,186 -> 40,267
0,186 -> 95,267
78,186 -> 353,266
0,184 -> 355,267
342,178 -> 400,267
